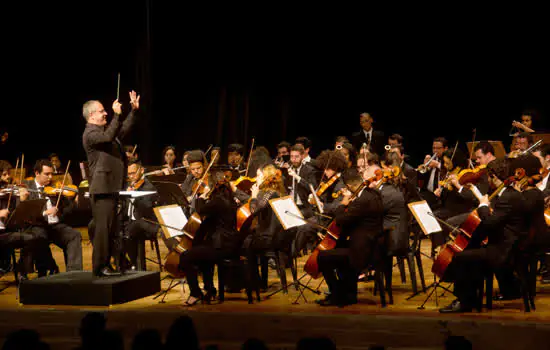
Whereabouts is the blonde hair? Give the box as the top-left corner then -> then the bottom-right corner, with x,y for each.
259,164 -> 286,195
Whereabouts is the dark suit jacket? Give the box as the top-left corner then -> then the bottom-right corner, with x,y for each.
82,110 -> 136,195
351,129 -> 385,156
380,184 -> 409,255
477,187 -> 527,266
285,163 -> 318,207
20,179 -> 74,223
123,178 -> 158,221
333,187 -> 384,270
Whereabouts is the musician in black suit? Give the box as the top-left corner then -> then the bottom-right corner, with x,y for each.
385,145 -> 420,203
285,144 -> 318,214
417,137 -> 449,208
316,167 -> 384,307
121,160 -> 159,270
227,143 -> 246,179
18,159 -> 82,275
350,112 -> 385,157
439,158 -> 526,313
82,91 -> 139,277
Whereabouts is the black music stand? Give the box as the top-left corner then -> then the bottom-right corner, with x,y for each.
1,199 -> 47,293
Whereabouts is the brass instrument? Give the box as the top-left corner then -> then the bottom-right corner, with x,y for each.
384,144 -> 392,151
416,153 -> 437,174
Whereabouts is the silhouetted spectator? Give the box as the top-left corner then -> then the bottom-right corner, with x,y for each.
165,316 -> 199,350
2,329 -> 50,350
99,330 -> 124,350
75,312 -> 106,350
132,329 -> 162,350
445,335 -> 472,350
296,337 -> 336,350
242,338 -> 268,350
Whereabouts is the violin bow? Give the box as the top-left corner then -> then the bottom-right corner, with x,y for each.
55,160 -> 71,209
191,152 -> 218,199
204,144 -> 213,157
131,144 -> 137,156
468,128 -> 476,169
19,154 -> 24,184
6,157 -> 19,210
244,138 -> 255,177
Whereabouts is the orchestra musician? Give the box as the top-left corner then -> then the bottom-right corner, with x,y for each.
274,141 -> 291,166
351,112 -> 385,157
285,144 -> 318,214
124,145 -> 139,163
179,165 -> 246,306
439,158 -> 526,313
227,143 -> 246,179
18,159 -> 83,276
417,137 -> 449,208
121,160 -> 159,271
49,153 -> 74,185
316,167 -> 384,307
181,150 -> 212,206
294,137 -> 315,165
82,90 -> 139,277
334,136 -> 350,149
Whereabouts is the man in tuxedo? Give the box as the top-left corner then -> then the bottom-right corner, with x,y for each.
316,167 -> 384,306
285,144 -> 318,214
417,137 -> 448,208
82,90 -> 139,277
351,112 -> 385,157
18,159 -> 83,275
294,136 -> 315,164
439,158 -> 526,313
121,160 -> 159,270
227,143 -> 246,179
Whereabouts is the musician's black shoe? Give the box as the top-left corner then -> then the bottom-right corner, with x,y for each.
95,266 -> 122,277
492,293 -> 522,301
439,300 -> 472,313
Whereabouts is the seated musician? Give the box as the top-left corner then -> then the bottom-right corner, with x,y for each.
431,148 -> 488,250
294,150 -> 348,256
274,141 -> 291,168
294,136 -> 315,165
417,137 -> 449,209
18,159 -> 83,276
334,136 -> 350,149
49,153 -> 74,185
121,160 -> 159,270
124,145 -> 139,163
285,144 -> 318,215
247,163 -> 287,290
316,167 -> 384,307
337,142 -> 357,169
227,143 -> 246,180
533,144 -> 550,197
439,158 -> 526,313
179,165 -> 245,306
181,150 -> 211,205
0,160 -> 13,272
384,146 -> 419,203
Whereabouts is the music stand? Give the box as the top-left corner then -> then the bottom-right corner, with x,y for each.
150,181 -> 189,208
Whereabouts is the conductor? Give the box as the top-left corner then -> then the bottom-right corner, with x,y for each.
82,91 -> 140,276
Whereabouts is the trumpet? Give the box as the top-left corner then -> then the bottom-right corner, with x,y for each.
416,153 -> 437,174
384,144 -> 392,151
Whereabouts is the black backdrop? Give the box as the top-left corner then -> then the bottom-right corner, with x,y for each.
3,2 -> 550,179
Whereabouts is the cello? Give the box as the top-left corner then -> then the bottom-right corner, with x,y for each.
431,170 -> 519,278
303,169 -> 384,279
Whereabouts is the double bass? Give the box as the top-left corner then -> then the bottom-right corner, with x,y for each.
303,169 -> 384,279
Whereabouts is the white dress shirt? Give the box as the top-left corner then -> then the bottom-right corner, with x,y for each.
36,180 -> 59,224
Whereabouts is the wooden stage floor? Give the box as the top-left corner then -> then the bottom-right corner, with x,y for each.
1,228 -> 550,349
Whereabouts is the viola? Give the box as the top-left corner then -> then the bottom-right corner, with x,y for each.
231,176 -> 256,194
309,173 -> 341,205
457,165 -> 487,186
43,182 -> 79,198
192,177 -> 210,196
128,178 -> 145,191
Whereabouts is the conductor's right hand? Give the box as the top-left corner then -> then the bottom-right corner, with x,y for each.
112,99 -> 122,115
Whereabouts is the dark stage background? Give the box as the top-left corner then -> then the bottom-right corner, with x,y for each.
3,3 -> 550,180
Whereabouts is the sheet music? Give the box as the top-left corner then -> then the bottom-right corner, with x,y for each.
269,196 -> 305,230
408,200 -> 442,235
119,190 -> 157,197
156,205 -> 188,238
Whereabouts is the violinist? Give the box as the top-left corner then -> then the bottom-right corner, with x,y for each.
181,150 -> 211,204
473,141 -> 497,166
18,159 -> 83,276
295,136 -> 314,165
121,160 -> 159,270
337,142 -> 357,169
227,143 -> 246,179
316,167 -> 384,307
533,144 -> 550,197
179,165 -> 245,306
124,145 -> 139,163
385,145 -> 419,202
439,158 -> 526,313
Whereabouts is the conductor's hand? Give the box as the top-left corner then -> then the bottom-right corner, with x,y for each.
129,90 -> 140,110
44,207 -> 59,217
0,208 -> 9,219
112,99 -> 122,115
19,187 -> 29,201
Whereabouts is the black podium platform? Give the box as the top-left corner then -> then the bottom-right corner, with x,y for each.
19,271 -> 161,306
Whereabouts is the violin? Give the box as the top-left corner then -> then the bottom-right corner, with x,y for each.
128,178 -> 145,191
438,167 -> 462,191
192,177 -> 210,196
43,182 -> 79,198
456,165 -> 487,186
309,173 -> 341,204
231,176 -> 256,194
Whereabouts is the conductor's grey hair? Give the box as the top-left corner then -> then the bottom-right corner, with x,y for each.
82,100 -> 101,121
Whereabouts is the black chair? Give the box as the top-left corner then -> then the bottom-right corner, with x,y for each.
135,233 -> 163,271
217,256 -> 260,304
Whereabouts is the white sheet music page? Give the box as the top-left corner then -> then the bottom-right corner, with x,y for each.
157,206 -> 188,238
408,200 -> 442,235
269,196 -> 305,230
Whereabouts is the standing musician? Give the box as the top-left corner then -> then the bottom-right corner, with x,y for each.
179,166 -> 245,306
121,160 -> 159,270
82,90 -> 139,277
18,159 -> 83,275
316,167 -> 384,307
351,112 -> 385,157
439,158 -> 526,313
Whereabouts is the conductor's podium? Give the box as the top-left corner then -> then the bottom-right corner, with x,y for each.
19,271 -> 160,306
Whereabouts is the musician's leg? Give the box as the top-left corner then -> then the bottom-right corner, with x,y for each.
49,223 -> 83,271
318,249 -> 350,303
91,194 -> 117,275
